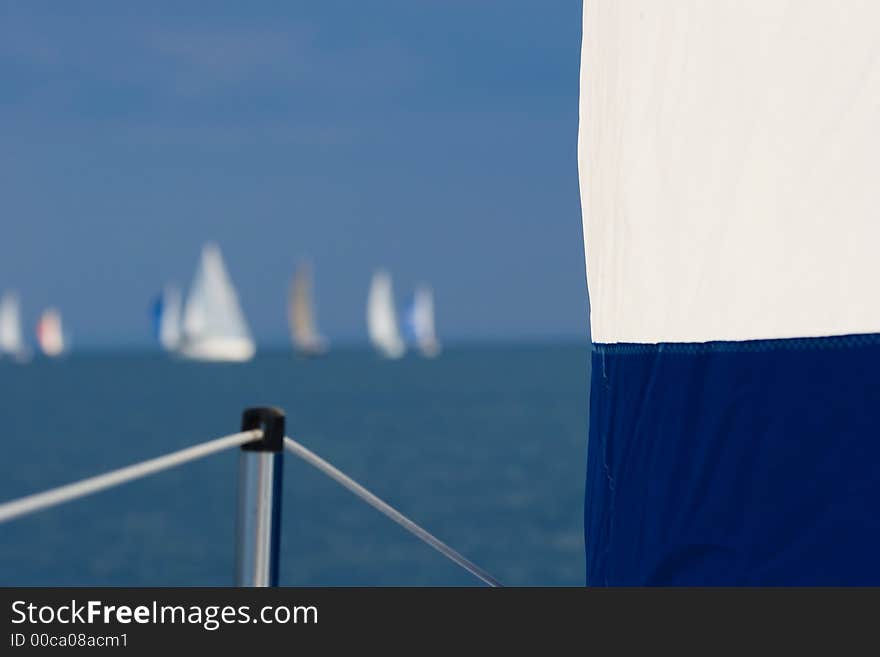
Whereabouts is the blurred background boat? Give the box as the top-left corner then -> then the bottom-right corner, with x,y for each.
404,285 -> 440,358
288,262 -> 328,357
178,243 -> 255,363
152,285 -> 182,353
0,292 -> 31,363
35,308 -> 65,358
367,270 -> 405,360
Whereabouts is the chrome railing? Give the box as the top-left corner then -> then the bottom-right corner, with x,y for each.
0,406 -> 501,587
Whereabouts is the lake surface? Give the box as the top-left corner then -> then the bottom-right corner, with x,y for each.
0,344 -> 589,586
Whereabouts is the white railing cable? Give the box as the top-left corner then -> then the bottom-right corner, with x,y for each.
0,427 -> 502,587
0,430 -> 261,524
283,437 -> 502,587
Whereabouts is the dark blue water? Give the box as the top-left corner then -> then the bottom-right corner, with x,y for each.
0,345 -> 589,586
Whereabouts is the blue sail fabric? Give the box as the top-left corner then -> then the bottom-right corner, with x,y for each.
585,334 -> 880,586
401,301 -> 418,346
151,295 -> 164,343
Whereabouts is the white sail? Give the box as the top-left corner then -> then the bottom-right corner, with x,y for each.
367,270 -> 405,359
36,308 -> 64,358
155,285 -> 182,352
289,263 -> 327,356
579,1 -> 880,343
0,292 -> 30,361
406,285 -> 440,358
179,243 -> 255,362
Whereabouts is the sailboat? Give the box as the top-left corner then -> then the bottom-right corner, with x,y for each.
178,243 -> 255,362
288,263 -> 327,357
0,292 -> 31,362
35,308 -> 65,358
403,285 -> 440,358
152,285 -> 182,352
367,270 -> 405,359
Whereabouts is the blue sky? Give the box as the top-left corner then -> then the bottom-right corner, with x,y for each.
0,1 -> 586,345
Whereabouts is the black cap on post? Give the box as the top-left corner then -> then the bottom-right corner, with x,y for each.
241,407 -> 285,452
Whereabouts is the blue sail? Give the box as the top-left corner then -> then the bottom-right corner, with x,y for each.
586,337 -> 880,585
402,301 -> 418,345
151,294 -> 164,343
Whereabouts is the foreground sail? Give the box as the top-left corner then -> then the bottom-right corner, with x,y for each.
179,243 -> 255,362
152,285 -> 182,352
404,285 -> 440,358
367,270 -> 405,359
0,292 -> 30,362
36,308 -> 64,358
579,1 -> 880,585
288,263 -> 327,356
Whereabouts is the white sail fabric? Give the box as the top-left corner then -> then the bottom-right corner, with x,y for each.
0,292 -> 29,360
408,285 -> 440,358
289,263 -> 327,355
180,243 -> 255,362
579,1 -> 880,344
367,270 -> 405,359
157,285 -> 182,352
36,308 -> 64,357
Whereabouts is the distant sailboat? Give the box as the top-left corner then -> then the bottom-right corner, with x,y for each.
404,285 -> 441,358
178,243 -> 255,362
288,263 -> 327,356
152,285 -> 182,352
367,270 -> 405,359
0,292 -> 30,362
36,308 -> 65,358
